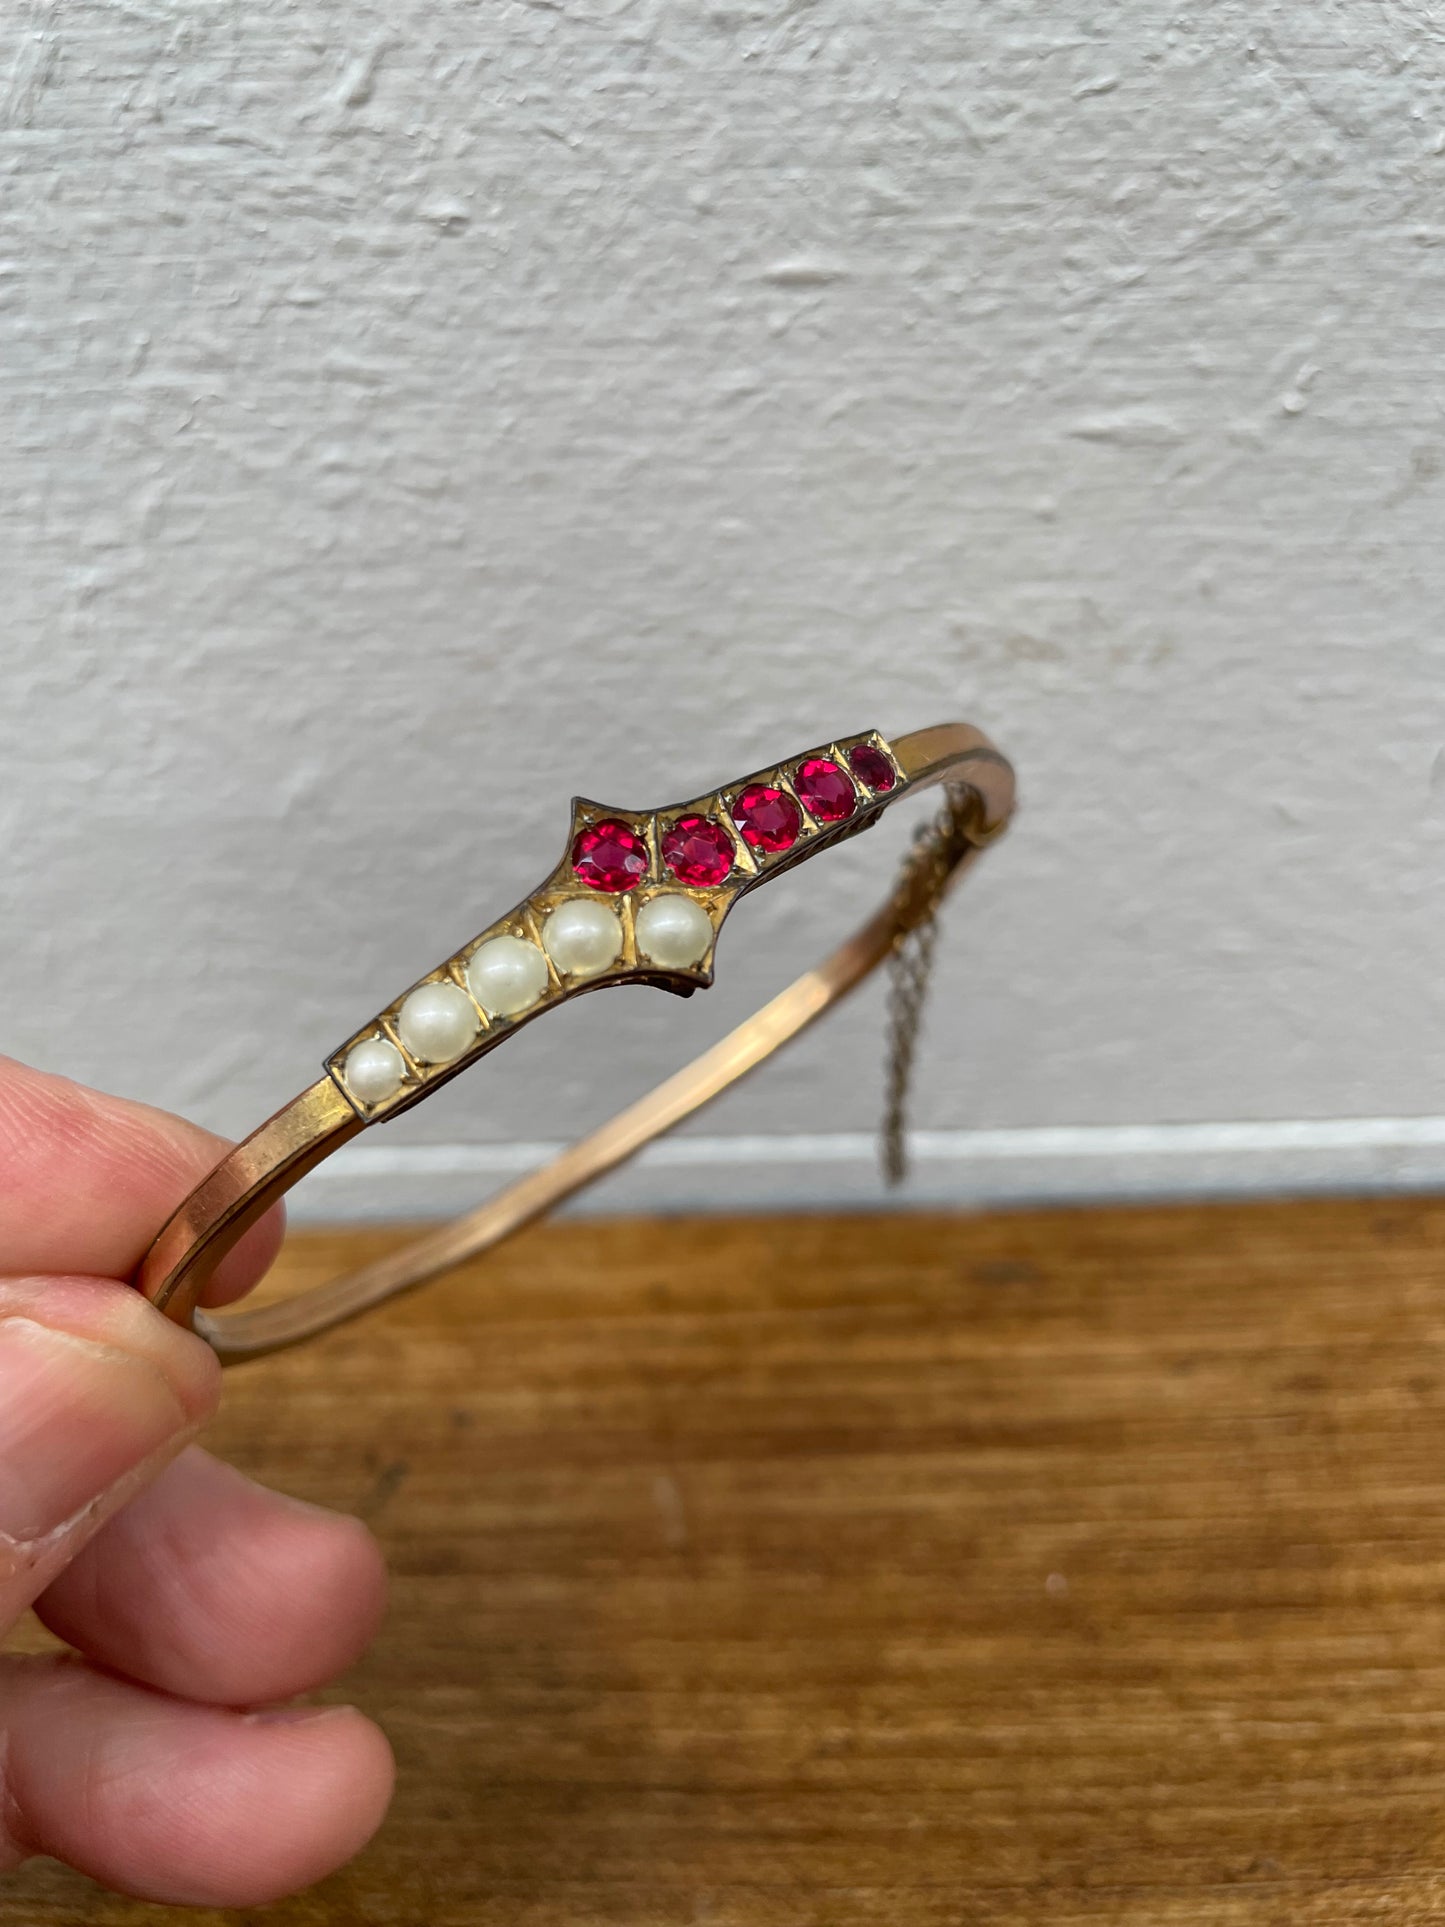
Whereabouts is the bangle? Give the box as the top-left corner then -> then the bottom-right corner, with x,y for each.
133,722 -> 1015,1362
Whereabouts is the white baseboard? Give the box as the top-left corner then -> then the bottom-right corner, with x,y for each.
289,1116 -> 1445,1222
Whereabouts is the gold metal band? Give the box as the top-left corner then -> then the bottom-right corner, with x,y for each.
133,722 -> 1015,1362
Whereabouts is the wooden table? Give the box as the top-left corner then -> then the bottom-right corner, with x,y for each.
8,1198 -> 1445,1924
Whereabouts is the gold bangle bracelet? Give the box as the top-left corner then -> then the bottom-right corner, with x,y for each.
132,721 -> 1016,1363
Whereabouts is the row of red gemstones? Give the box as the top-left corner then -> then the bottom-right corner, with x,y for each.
571,742 -> 897,893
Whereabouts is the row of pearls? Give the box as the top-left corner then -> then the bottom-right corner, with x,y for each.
543,894 -> 713,973
342,890 -> 717,1105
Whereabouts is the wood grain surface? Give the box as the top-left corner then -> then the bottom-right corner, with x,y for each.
5,1198 -> 1445,1925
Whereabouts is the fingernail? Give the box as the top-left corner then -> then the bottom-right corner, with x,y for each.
0,1318 -> 198,1539
243,1703 -> 352,1727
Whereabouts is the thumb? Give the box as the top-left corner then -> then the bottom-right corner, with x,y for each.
0,1277 -> 219,1632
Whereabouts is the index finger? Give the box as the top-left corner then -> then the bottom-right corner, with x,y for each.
0,1056 -> 284,1309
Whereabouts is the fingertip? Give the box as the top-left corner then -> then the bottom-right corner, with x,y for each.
0,1275 -> 222,1426
218,1703 -> 396,1905
0,1055 -> 287,1301
36,1448 -> 389,1706
200,1198 -> 288,1309
187,1702 -> 397,1906
0,1661 -> 395,1907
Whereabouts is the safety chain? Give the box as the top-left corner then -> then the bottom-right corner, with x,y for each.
880,784 -> 990,1185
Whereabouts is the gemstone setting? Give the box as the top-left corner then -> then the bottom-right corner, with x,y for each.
730,784 -> 802,854
328,728 -> 911,1114
662,814 -> 735,887
571,818 -> 650,892
848,742 -> 896,793
793,756 -> 856,823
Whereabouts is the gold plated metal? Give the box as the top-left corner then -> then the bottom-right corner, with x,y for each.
133,723 -> 1015,1362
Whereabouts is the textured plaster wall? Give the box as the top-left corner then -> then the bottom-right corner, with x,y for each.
2,1 -> 1443,1216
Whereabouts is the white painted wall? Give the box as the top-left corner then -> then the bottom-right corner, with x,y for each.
3,1 -> 1443,1219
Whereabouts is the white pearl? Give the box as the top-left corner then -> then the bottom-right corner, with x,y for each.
542,897 -> 623,977
635,893 -> 714,968
467,933 -> 550,1017
397,979 -> 480,1063
344,1035 -> 406,1104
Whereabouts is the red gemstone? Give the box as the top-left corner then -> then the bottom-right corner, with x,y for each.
731,784 -> 802,853
571,818 -> 649,892
662,813 -> 735,887
848,742 -> 897,793
793,756 -> 857,823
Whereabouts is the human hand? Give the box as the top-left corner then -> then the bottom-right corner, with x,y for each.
0,1056 -> 393,1906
